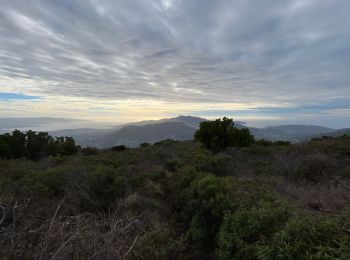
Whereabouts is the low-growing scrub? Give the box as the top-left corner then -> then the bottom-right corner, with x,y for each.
1,136 -> 350,258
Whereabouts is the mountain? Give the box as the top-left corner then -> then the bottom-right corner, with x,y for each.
251,125 -> 335,142
43,118 -> 348,147
48,116 -> 206,147
330,128 -> 350,136
311,128 -> 350,139
3,115 -> 348,147
264,125 -> 334,136
115,115 -> 207,129
101,122 -> 196,147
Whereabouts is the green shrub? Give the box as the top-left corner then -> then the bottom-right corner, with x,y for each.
171,170 -> 238,256
258,216 -> 344,259
133,228 -> 182,259
294,154 -> 338,182
165,159 -> 181,172
20,169 -> 63,196
86,170 -> 128,208
185,150 -> 231,175
216,201 -> 291,259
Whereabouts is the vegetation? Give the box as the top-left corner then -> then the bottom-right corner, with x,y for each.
0,130 -> 80,160
194,117 -> 255,153
1,122 -> 350,259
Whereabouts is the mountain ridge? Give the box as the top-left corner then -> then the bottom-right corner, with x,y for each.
2,116 -> 349,147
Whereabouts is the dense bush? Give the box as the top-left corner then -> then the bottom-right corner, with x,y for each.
258,216 -> 348,259
217,201 -> 291,259
194,117 -> 255,153
170,164 -> 350,259
294,154 -> 338,182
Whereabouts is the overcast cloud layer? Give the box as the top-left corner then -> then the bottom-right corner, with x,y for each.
0,0 -> 350,127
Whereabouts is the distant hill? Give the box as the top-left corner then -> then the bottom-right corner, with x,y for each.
101,121 -> 196,147
329,128 -> 350,136
3,115 -> 348,147
250,125 -> 335,142
116,115 -> 207,129
309,128 -> 350,139
49,116 -> 206,147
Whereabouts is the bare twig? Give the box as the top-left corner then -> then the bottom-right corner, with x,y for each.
39,197 -> 65,259
48,197 -> 65,234
49,226 -> 87,260
124,233 -> 139,257
0,205 -> 5,225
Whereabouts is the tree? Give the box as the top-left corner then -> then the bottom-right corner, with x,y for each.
11,129 -> 27,158
0,130 -> 80,160
26,130 -> 54,160
0,134 -> 11,158
194,117 -> 254,153
54,136 -> 79,156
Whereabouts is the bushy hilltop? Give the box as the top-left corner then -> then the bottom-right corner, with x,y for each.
1,135 -> 350,259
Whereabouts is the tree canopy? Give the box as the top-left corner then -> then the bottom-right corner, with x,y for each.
194,117 -> 255,153
0,130 -> 80,160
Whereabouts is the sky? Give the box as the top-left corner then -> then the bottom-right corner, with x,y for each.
0,0 -> 350,128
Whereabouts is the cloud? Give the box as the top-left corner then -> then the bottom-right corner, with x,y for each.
0,0 -> 349,126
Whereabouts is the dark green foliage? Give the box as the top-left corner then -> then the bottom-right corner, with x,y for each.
257,216 -> 346,259
81,146 -> 100,155
111,145 -> 128,151
274,140 -> 291,146
171,167 -> 348,259
86,169 -> 128,208
216,201 -> 291,259
341,134 -> 350,139
184,149 -> 232,176
165,159 -> 181,172
0,130 -> 80,160
255,139 -> 291,147
133,229 -> 183,259
194,117 -> 255,153
10,129 -> 27,158
140,142 -> 151,147
53,136 -> 79,156
153,139 -> 178,146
